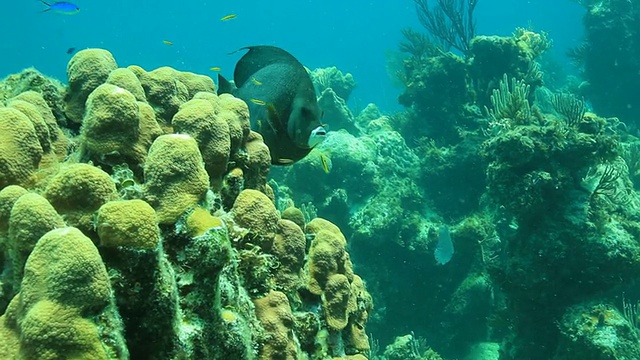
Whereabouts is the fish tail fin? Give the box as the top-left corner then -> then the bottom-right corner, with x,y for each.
38,0 -> 51,12
217,74 -> 236,95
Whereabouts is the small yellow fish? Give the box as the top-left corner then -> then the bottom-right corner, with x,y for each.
251,77 -> 262,86
320,154 -> 330,174
220,14 -> 237,21
209,66 -> 221,71
277,158 -> 295,165
162,40 -> 174,46
250,99 -> 266,106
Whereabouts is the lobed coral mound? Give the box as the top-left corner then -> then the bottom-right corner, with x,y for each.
0,48 -> 373,359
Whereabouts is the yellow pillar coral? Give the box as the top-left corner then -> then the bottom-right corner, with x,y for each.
323,274 -> 351,331
221,167 -> 245,210
243,131 -> 271,191
138,67 -> 190,125
172,98 -> 231,184
106,68 -> 147,102
281,206 -> 306,232
79,83 -> 162,171
43,164 -> 118,237
307,229 -> 347,295
95,199 -> 160,250
175,71 -> 216,99
0,107 -> 43,189
184,207 -> 224,238
253,290 -> 298,360
0,185 -> 28,235
217,94 -> 251,154
81,84 -> 140,154
11,91 -> 61,143
65,49 -> 118,123
272,219 -> 306,293
231,189 -> 280,250
8,193 -> 65,291
345,275 -> 373,353
143,134 -> 210,225
0,227 -> 124,359
7,100 -> 51,152
306,217 -> 347,245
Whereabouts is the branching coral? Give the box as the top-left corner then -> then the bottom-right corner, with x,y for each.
412,0 -> 478,55
551,93 -> 585,129
485,73 -> 532,125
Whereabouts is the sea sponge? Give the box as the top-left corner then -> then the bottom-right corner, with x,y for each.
143,134 -> 210,225
231,189 -> 279,250
323,274 -> 351,331
0,227 -> 123,359
0,107 -> 43,189
95,199 -> 160,250
8,193 -> 65,290
272,219 -> 306,293
106,68 -> 147,102
64,48 -> 118,123
172,98 -> 231,183
44,163 -> 118,237
253,291 -> 298,360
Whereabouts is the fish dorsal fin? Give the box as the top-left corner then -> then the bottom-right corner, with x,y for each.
233,46 -> 304,88
217,74 -> 236,95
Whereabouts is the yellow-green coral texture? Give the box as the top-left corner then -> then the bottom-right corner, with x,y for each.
0,227 -> 114,359
96,199 -> 160,249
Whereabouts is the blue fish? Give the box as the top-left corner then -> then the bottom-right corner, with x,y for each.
39,1 -> 80,14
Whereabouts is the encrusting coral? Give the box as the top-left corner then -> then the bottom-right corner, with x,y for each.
0,48 -> 373,360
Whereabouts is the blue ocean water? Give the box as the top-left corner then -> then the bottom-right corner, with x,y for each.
1,0 -> 583,112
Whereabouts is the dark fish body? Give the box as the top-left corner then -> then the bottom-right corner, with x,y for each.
218,46 -> 326,165
66,47 -> 76,54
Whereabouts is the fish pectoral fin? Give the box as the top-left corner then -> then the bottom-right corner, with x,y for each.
266,103 -> 285,133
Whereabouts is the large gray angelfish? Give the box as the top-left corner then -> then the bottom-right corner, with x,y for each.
217,45 -> 327,165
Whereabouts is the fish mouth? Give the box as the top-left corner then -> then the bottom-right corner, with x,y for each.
308,126 -> 327,147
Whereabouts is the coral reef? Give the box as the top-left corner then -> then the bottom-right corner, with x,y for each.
0,48 -> 373,360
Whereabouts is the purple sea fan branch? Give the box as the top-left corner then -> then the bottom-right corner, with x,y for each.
413,0 -> 478,55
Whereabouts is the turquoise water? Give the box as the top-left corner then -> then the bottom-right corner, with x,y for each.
1,0 -> 583,112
